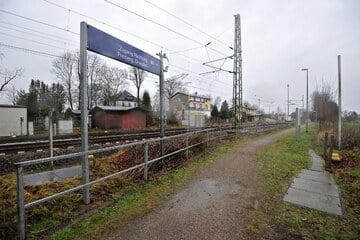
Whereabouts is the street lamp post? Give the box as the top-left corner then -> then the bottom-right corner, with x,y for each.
301,68 -> 309,133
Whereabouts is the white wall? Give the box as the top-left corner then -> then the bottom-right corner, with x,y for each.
0,106 -> 27,136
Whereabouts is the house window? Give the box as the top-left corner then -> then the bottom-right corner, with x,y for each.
122,102 -> 125,107
182,109 -> 185,120
128,102 -> 131,107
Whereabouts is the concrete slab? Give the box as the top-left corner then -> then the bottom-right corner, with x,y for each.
291,178 -> 339,197
309,149 -> 324,171
283,150 -> 343,216
284,187 -> 342,216
299,170 -> 335,184
24,165 -> 81,185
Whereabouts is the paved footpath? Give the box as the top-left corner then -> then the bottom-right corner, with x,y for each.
283,149 -> 344,216
101,128 -> 294,240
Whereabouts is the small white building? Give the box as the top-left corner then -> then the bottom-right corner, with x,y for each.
0,104 -> 27,136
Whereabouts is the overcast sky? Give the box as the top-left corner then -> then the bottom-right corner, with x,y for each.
0,0 -> 359,113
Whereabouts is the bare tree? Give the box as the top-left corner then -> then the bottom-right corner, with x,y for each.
74,51 -> 103,109
0,50 -> 23,95
311,83 -> 338,128
6,83 -> 17,105
99,65 -> 128,106
52,52 -> 76,110
164,73 -> 189,99
129,67 -> 147,105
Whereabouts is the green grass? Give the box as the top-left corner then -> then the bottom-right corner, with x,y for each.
51,138 -> 245,240
247,125 -> 360,239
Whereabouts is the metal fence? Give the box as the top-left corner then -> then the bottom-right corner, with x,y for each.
14,123 -> 290,239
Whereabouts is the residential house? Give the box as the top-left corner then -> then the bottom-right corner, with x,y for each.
115,90 -> 138,108
169,92 -> 211,127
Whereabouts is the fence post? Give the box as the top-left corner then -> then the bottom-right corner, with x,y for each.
323,132 -> 328,163
219,126 -> 222,142
16,166 -> 25,240
186,135 -> 189,160
144,142 -> 149,181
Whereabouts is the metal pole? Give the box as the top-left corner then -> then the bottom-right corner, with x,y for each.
49,111 -> 53,159
17,166 -> 25,240
301,68 -> 309,132
287,84 -> 289,119
143,142 -> 148,181
80,21 -> 90,204
295,108 -> 300,141
306,69 -> 309,133
338,55 -> 342,150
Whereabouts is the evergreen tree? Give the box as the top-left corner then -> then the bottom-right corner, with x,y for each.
219,100 -> 230,119
211,105 -> 219,118
141,90 -> 154,127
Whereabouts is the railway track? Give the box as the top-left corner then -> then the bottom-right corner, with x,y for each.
0,128 -> 192,154
0,123 -> 291,154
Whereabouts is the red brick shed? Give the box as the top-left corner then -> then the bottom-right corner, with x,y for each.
90,106 -> 146,130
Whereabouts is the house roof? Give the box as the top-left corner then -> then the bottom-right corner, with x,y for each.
170,92 -> 211,100
90,106 -> 146,114
117,90 -> 137,101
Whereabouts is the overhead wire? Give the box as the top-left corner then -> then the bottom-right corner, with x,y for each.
0,42 -> 62,58
143,0 -> 233,49
0,24 -> 78,47
0,9 -> 79,35
0,32 -> 71,50
104,0 -> 228,57
0,21 -> 78,44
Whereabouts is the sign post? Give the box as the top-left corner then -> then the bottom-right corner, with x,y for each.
80,22 -> 90,204
80,22 -> 161,204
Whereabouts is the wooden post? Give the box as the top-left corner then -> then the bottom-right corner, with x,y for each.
329,135 -> 335,168
323,132 -> 328,162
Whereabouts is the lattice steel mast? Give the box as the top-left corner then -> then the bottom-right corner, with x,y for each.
233,14 -> 242,127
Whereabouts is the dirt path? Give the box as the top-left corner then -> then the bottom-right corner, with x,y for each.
102,128 -> 293,240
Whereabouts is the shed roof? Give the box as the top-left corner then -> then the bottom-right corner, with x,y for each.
90,106 -> 146,114
0,104 -> 27,109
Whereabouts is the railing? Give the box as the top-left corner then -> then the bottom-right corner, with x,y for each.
14,123 -> 291,239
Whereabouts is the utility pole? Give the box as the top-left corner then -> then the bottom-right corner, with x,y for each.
287,84 -> 289,119
233,14 -> 242,128
258,98 -> 261,114
338,55 -> 342,150
157,51 -> 167,155
301,68 -> 309,133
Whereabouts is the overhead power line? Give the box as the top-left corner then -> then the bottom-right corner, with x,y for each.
0,20 -> 78,44
0,24 -> 78,47
0,32 -> 69,50
0,9 -> 79,35
104,0 -> 228,57
0,42 -> 62,58
143,0 -> 233,49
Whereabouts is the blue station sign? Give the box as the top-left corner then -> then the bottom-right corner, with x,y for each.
87,25 -> 160,76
